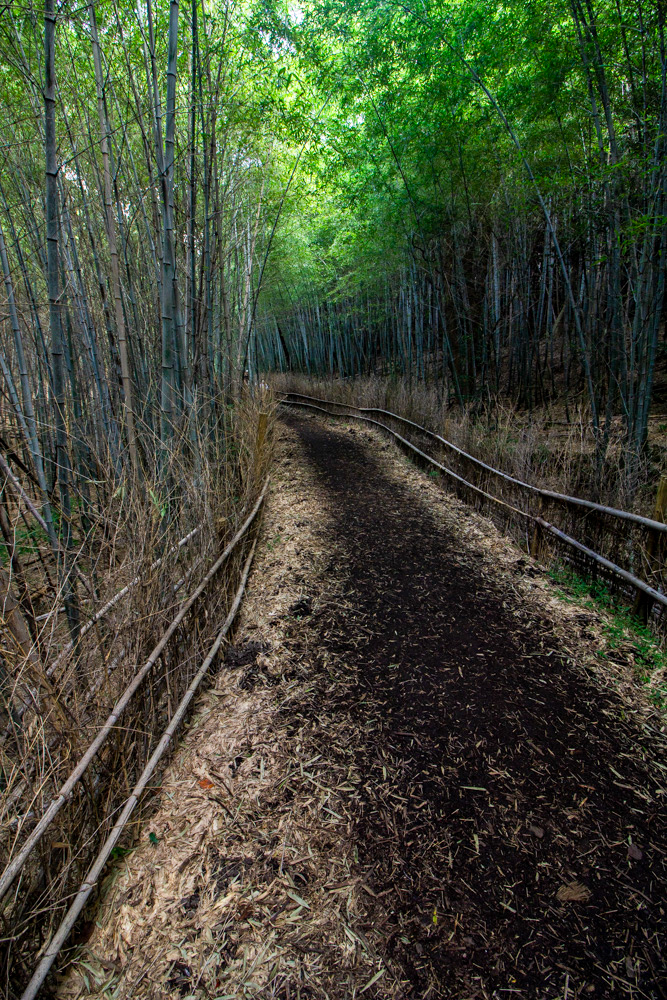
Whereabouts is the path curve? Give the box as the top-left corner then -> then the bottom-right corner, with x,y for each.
282,414 -> 667,999
59,413 -> 667,1000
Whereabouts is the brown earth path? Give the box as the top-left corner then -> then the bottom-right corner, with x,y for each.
278,413 -> 667,999
59,413 -> 667,1000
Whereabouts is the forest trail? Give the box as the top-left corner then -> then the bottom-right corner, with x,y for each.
61,414 -> 667,1000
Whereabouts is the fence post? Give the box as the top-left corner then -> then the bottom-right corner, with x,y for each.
529,520 -> 542,560
633,472 -> 667,622
529,496 -> 544,560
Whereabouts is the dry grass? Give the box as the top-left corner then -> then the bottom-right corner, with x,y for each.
0,389 -> 274,996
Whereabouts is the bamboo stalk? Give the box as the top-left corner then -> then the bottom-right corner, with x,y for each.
88,1 -> 139,475
45,0 -> 80,644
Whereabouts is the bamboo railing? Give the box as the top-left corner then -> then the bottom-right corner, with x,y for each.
1,477 -> 269,996
19,533 -> 261,1000
280,393 -> 667,617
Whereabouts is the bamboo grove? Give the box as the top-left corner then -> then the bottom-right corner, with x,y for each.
1,0 -> 666,611
0,0 -> 308,645
251,0 -> 667,494
0,2 -> 295,986
0,0 -> 666,990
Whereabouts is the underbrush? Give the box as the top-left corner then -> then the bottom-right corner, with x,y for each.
0,389 -> 274,994
272,373 -> 659,514
548,564 -> 667,712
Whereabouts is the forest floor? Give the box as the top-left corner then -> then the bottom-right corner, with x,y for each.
58,412 -> 667,1000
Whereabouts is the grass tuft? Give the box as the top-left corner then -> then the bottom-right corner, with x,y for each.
548,564 -> 667,710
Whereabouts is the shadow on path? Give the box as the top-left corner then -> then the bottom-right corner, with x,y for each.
282,414 -> 667,999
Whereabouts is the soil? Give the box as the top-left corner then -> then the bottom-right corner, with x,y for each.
59,413 -> 667,1000
277,414 -> 667,999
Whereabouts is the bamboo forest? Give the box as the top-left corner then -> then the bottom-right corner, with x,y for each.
1,1 -> 667,998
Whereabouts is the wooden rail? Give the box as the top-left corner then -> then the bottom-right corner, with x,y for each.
20,536 -> 261,1000
0,480 -> 268,909
280,396 -> 667,612
282,392 -> 667,533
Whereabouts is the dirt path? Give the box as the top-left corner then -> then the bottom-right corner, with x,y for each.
61,414 -> 667,1000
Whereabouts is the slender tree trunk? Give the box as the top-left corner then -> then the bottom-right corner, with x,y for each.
89,1 -> 139,475
44,0 -> 79,641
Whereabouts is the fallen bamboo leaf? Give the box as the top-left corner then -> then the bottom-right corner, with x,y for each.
359,968 -> 385,994
286,890 -> 311,909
